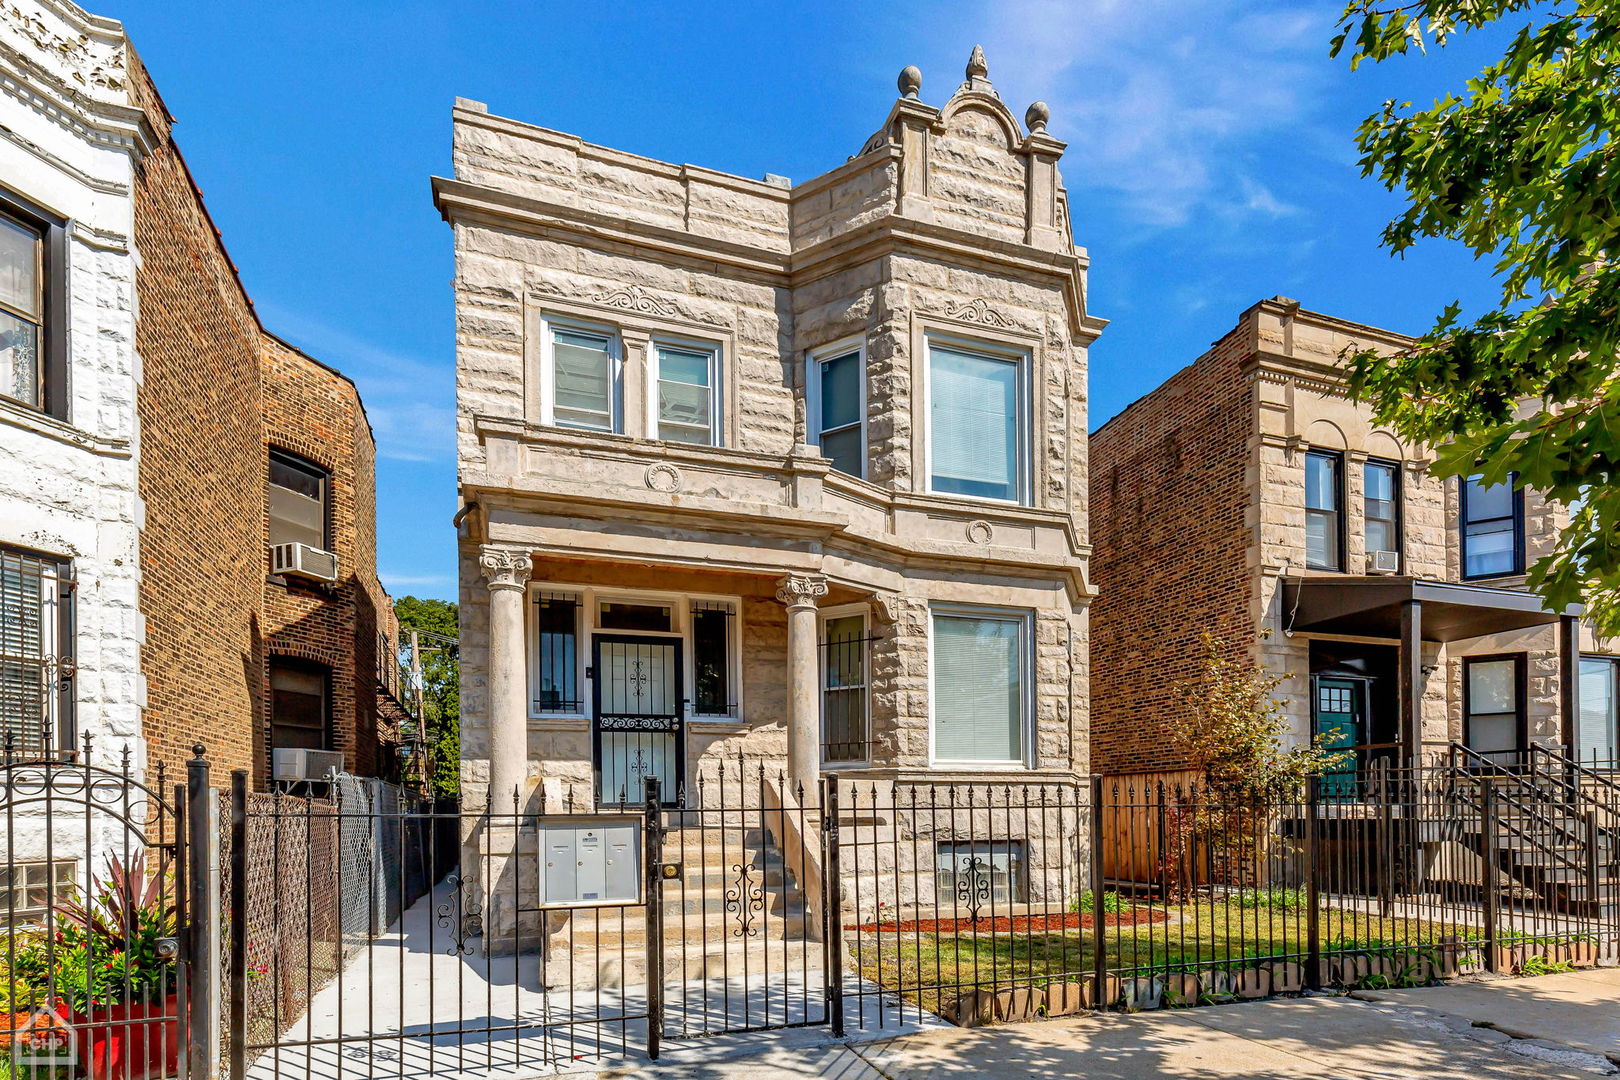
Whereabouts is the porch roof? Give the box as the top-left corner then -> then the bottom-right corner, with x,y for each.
1282,576 -> 1582,643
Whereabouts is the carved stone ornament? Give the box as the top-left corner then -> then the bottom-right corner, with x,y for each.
775,573 -> 830,610
589,284 -> 680,318
478,547 -> 533,591
645,463 -> 682,493
944,297 -> 1015,329
965,520 -> 994,545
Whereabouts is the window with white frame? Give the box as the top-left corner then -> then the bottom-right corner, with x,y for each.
545,322 -> 619,432
809,345 -> 864,478
0,859 -> 76,927
935,841 -> 1026,905
930,606 -> 1029,764
927,339 -> 1027,504
820,609 -> 869,763
652,342 -> 719,445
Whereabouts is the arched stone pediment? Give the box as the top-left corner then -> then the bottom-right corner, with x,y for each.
939,93 -> 1021,151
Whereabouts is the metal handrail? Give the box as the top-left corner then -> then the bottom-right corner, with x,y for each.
1530,742 -> 1620,800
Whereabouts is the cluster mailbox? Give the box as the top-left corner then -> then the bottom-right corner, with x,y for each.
538,816 -> 641,907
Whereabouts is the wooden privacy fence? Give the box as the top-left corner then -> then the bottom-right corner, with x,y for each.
1099,769 -> 1206,888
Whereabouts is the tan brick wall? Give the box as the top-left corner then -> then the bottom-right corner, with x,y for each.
1088,322 -> 1257,775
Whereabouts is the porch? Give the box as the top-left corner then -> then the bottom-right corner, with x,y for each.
1281,576 -> 1584,776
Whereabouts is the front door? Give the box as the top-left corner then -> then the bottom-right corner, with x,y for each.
1315,677 -> 1365,800
592,634 -> 684,807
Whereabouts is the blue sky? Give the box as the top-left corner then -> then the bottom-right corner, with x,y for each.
112,1 -> 1511,603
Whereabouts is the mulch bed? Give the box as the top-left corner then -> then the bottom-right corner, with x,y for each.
846,907 -> 1169,934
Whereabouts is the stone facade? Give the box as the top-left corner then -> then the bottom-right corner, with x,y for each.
0,1 -> 409,804
439,51 -> 1102,816
1091,297 -> 1610,776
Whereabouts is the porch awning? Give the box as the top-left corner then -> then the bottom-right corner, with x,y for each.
1281,576 -> 1582,643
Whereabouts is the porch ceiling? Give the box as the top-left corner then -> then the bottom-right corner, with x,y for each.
1283,576 -> 1581,643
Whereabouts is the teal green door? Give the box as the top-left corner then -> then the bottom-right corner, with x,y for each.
1315,678 -> 1364,800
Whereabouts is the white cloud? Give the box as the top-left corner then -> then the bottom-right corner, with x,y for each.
973,0 -> 1334,228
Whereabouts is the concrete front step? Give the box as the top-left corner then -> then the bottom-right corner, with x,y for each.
543,938 -> 824,991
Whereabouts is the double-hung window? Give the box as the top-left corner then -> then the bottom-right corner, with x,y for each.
0,547 -> 71,754
1464,656 -> 1523,763
810,346 -> 864,477
269,450 -> 329,552
0,194 -> 63,419
1364,459 -> 1401,563
652,343 -> 719,445
928,340 -> 1027,504
1304,450 -> 1343,571
930,606 -> 1029,765
547,324 -> 619,432
1579,656 -> 1619,767
269,658 -> 330,751
1460,474 -> 1524,579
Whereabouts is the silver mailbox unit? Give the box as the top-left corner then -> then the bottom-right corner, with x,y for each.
538,816 -> 641,908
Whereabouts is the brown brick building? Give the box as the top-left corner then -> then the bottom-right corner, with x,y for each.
0,2 -> 411,795
128,55 -> 412,786
1091,298 -> 1616,783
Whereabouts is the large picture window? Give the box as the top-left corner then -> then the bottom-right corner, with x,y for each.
546,324 -> 619,432
1460,474 -> 1524,579
652,343 -> 719,445
1364,459 -> 1401,562
810,345 -> 864,478
1464,656 -> 1523,763
1305,449 -> 1343,571
1580,656 -> 1618,767
931,607 -> 1028,764
928,341 -> 1026,504
0,547 -> 71,754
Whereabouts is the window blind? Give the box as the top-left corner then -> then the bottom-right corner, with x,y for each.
817,350 -> 862,476
929,345 -> 1019,501
932,612 -> 1023,762
1580,658 -> 1617,764
0,552 -> 50,753
657,346 -> 714,443
552,329 -> 614,431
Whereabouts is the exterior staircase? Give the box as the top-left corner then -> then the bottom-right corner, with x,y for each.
1447,744 -> 1620,918
542,820 -> 821,992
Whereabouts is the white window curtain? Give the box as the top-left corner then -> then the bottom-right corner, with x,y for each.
929,344 -> 1021,503
932,610 -> 1025,763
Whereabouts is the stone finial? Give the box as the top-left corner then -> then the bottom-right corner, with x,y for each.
898,64 -> 922,99
1025,100 -> 1050,134
966,45 -> 988,80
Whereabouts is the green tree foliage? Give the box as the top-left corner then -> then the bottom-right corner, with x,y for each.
394,595 -> 460,799
1333,2 -> 1620,631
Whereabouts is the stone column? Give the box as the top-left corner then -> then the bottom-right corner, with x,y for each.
776,572 -> 829,792
480,545 -> 534,811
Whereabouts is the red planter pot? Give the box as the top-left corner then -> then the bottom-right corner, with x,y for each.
69,998 -> 181,1080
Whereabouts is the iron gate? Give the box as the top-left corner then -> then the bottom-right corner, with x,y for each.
2,735 -> 213,1080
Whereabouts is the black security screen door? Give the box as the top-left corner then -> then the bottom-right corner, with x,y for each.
592,634 -> 684,807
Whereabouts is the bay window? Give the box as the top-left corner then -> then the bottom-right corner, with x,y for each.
928,340 -> 1027,504
810,345 -> 864,478
931,606 -> 1029,765
0,193 -> 64,419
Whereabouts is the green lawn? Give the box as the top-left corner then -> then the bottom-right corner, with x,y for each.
848,902 -> 1481,1016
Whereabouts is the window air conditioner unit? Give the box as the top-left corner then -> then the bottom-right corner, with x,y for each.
271,542 -> 338,583
272,748 -> 345,783
1368,550 -> 1401,574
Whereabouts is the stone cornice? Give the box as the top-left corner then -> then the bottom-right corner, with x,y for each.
433,177 -> 1103,341
0,396 -> 131,457
0,24 -> 154,162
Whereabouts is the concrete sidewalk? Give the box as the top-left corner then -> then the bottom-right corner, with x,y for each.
1356,967 -> 1620,1064
587,991 -> 1618,1079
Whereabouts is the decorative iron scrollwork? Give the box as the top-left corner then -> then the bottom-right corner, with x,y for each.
957,855 -> 992,925
437,873 -> 482,955
725,861 -> 765,938
595,714 -> 680,733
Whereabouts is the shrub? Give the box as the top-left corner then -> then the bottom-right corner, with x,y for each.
1070,889 -> 1126,914
1231,887 -> 1306,910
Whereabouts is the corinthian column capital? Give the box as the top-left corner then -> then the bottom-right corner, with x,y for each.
775,572 -> 829,612
478,546 -> 533,592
